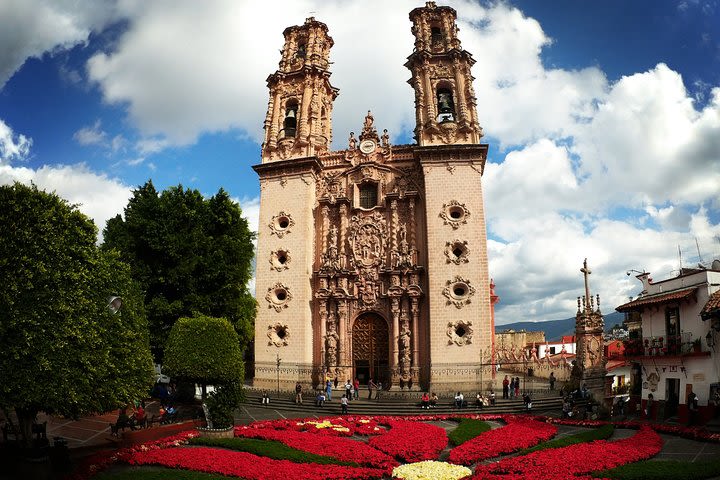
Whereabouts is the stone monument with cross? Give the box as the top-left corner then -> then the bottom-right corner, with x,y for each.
574,258 -> 607,400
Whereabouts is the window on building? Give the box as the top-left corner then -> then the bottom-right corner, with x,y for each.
359,183 -> 378,209
665,306 -> 680,337
436,87 -> 455,122
431,26 -> 443,46
296,43 -> 306,59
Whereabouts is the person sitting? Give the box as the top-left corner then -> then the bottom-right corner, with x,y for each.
421,392 -> 430,409
133,404 -> 147,428
454,392 -> 464,408
261,391 -> 270,405
489,390 -> 496,406
523,393 -> 532,412
475,393 -> 485,409
429,392 -> 438,408
316,390 -> 326,407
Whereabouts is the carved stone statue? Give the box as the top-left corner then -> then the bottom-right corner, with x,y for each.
348,131 -> 357,149
381,129 -> 390,147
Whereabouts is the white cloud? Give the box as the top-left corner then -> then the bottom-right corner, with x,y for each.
0,0 -> 117,89
0,118 -> 32,164
73,119 -> 107,146
0,162 -> 131,237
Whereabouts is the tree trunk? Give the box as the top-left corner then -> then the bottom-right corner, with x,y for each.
15,407 -> 38,449
202,383 -> 207,401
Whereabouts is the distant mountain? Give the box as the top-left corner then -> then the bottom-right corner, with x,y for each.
495,311 -> 624,342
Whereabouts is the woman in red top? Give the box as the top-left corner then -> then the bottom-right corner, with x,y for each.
421,392 -> 430,409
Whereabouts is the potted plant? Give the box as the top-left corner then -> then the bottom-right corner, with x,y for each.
199,382 -> 243,438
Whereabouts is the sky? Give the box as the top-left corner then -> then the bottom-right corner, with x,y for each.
1,0 -> 719,326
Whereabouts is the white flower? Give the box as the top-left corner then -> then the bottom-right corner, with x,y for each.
392,461 -> 472,480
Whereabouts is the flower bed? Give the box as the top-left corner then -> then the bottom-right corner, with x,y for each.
449,416 -> 557,465
126,446 -> 386,480
235,425 -> 398,470
368,419 -> 447,462
69,413 -> 707,480
472,426 -> 662,479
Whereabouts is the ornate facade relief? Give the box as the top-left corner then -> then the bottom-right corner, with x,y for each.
442,276 -> 476,308
265,282 -> 293,312
446,319 -> 474,346
439,200 -> 470,229
270,249 -> 291,271
267,322 -> 291,347
444,239 -> 469,264
269,211 -> 295,238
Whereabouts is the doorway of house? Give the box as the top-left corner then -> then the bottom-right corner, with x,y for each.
665,378 -> 680,419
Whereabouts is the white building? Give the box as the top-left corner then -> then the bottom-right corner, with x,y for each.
617,265 -> 720,423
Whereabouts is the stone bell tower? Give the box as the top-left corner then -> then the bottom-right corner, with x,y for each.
253,17 -> 338,390
406,1 -> 492,392
261,17 -> 339,163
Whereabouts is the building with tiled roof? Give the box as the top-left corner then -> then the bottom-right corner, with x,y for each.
616,266 -> 720,424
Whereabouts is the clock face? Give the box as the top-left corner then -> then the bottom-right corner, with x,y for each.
359,139 -> 376,154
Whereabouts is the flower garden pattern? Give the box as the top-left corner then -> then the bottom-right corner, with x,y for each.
69,414 -> 720,480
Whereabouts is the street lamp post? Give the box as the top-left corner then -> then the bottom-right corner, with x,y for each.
276,353 -> 281,399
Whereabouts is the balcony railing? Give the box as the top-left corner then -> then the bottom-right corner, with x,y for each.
623,332 -> 700,357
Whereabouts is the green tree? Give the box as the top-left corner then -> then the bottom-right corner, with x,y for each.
163,314 -> 244,400
0,183 -> 153,446
102,181 -> 256,359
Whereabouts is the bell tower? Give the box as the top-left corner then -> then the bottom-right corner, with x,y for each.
261,17 -> 339,162
406,2 -> 483,146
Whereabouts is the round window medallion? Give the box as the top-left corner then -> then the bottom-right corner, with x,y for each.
359,139 -> 376,154
442,276 -> 476,308
269,212 -> 295,238
265,283 -> 292,312
439,201 -> 470,229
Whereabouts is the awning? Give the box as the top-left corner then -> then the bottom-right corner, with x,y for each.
701,289 -> 720,320
616,287 -> 697,313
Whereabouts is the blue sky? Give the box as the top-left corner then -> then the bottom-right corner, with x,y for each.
1,0 -> 719,325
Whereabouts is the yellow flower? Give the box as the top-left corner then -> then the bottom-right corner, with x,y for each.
392,461 -> 472,480
332,427 -> 350,432
359,419 -> 370,423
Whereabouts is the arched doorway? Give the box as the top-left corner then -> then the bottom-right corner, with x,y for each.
352,313 -> 389,386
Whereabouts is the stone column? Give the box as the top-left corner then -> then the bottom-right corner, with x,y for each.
391,298 -> 400,371
339,203 -> 348,269
319,299 -> 327,367
411,298 -> 419,368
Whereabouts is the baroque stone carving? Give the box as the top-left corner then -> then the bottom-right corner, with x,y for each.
270,249 -> 291,271
444,239 -> 469,264
442,276 -> 476,308
393,223 -> 413,269
269,211 -> 295,238
265,282 -> 293,312
446,320 -> 474,346
267,322 -> 290,347
439,200 -> 470,229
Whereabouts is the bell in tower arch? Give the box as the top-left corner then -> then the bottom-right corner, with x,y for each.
437,88 -> 455,122
283,104 -> 297,137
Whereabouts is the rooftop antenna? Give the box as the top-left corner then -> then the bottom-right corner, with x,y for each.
695,237 -> 704,265
678,244 -> 682,272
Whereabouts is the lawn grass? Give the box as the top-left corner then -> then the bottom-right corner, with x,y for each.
522,423 -> 614,454
448,418 -> 492,446
189,436 -> 357,466
96,466 -> 232,479
597,459 -> 720,480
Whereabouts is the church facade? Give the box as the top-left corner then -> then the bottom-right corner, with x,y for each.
253,2 -> 495,393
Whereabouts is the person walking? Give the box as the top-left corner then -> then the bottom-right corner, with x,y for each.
549,372 -> 556,391
368,378 -> 376,400
514,377 -> 520,398
502,375 -> 510,399
341,394 -> 349,414
353,378 -> 360,400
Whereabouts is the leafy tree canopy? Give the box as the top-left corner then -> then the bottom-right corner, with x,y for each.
102,181 -> 256,359
0,183 -> 153,444
164,314 -> 244,388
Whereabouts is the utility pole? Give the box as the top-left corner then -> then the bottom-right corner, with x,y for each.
276,353 -> 281,399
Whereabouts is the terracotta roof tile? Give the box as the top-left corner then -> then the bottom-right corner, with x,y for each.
701,289 -> 720,319
616,287 -> 697,312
